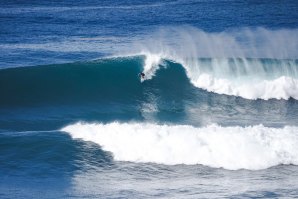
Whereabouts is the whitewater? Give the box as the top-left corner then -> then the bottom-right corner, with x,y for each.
63,122 -> 298,170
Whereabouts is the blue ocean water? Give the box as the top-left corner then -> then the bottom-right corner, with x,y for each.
1,0 -> 298,198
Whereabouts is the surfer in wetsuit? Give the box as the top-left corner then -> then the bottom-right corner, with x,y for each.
139,72 -> 145,79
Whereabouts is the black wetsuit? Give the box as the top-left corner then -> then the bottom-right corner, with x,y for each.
139,72 -> 145,78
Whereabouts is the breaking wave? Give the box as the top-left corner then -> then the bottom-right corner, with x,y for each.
141,55 -> 298,100
62,122 -> 298,170
130,27 -> 298,100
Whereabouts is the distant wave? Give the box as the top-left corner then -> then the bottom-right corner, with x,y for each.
62,122 -> 298,170
0,2 -> 178,14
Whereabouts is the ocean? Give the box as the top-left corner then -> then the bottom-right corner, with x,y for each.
1,0 -> 298,198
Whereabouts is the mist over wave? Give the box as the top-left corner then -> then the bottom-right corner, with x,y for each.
63,122 -> 298,170
127,27 -> 298,100
131,27 -> 298,59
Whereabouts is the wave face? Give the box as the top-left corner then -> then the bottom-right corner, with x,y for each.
62,122 -> 298,170
0,57 -> 145,107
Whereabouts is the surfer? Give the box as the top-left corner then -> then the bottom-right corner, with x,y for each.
139,72 -> 145,79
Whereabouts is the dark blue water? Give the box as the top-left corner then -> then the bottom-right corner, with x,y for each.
1,1 -> 298,198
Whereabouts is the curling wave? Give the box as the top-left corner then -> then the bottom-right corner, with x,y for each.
133,27 -> 298,100
62,122 -> 298,170
141,54 -> 298,100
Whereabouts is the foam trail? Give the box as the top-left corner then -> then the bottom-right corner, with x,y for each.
131,27 -> 298,100
62,122 -> 298,170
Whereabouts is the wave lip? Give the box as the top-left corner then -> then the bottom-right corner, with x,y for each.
62,122 -> 298,170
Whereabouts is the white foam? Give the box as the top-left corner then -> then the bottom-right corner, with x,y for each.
62,122 -> 298,170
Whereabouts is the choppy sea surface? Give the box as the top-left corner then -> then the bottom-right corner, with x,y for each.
1,0 -> 298,198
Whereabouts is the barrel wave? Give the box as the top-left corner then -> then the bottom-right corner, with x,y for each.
141,55 -> 298,100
